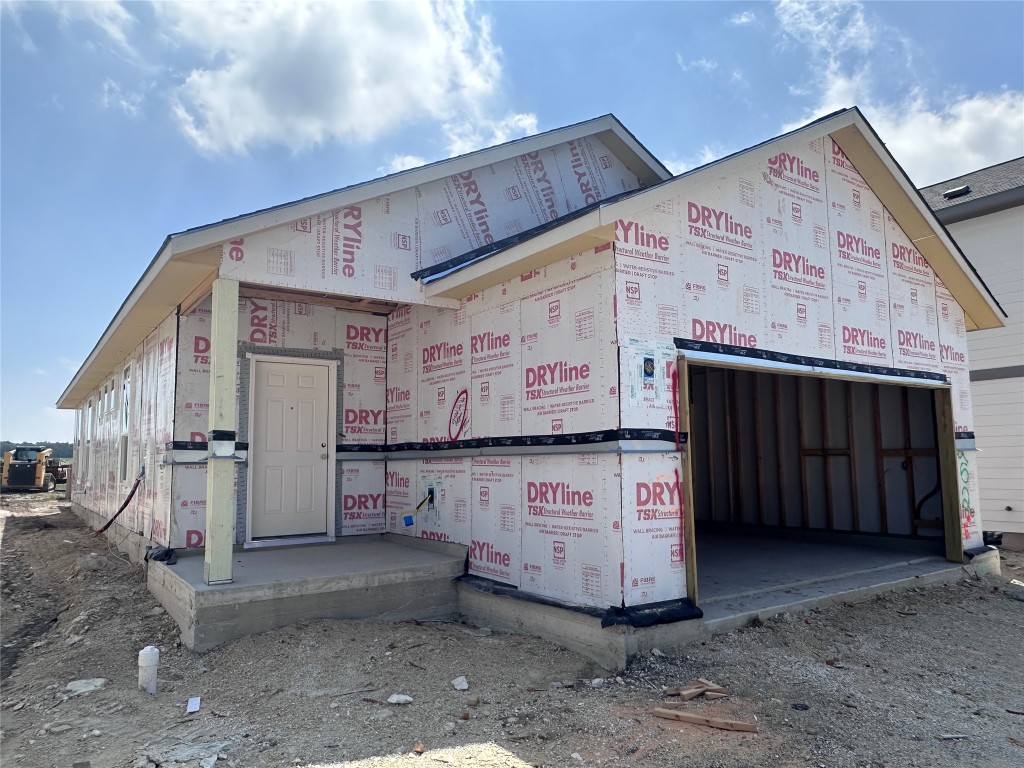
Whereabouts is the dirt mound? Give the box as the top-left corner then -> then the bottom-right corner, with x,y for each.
2,494 -> 1023,767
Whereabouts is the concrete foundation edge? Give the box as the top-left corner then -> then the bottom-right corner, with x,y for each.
71,501 -> 152,563
149,560 -> 461,652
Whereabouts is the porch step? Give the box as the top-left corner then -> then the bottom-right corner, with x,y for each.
149,538 -> 466,651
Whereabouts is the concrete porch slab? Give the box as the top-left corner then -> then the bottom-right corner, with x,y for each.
148,536 -> 466,651
143,525 -> 974,670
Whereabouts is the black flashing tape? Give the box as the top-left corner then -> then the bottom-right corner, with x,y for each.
954,431 -> 976,440
168,440 -> 248,451
601,599 -> 703,628
336,444 -> 387,453
208,429 -> 237,442
384,429 -> 686,454
675,338 -> 948,383
964,545 -> 997,559
456,574 -> 702,627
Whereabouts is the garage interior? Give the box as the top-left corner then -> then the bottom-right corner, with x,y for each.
684,362 -> 961,619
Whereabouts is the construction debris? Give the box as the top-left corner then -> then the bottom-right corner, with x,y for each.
665,678 -> 728,700
652,707 -> 758,733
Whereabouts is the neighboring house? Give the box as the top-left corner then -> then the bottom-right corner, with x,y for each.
58,108 -> 1004,653
922,159 -> 1024,549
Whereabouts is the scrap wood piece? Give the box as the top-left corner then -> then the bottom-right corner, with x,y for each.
704,691 -> 728,700
666,678 -> 728,699
652,707 -> 757,733
666,685 -> 706,701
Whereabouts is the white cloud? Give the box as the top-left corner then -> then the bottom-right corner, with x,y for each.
101,78 -> 144,118
677,55 -> 718,73
729,10 -> 757,26
775,0 -> 873,57
55,0 -> 139,62
444,111 -> 537,158
157,0 -> 531,156
663,145 -> 727,176
380,154 -> 429,175
2,2 -> 38,53
776,0 -> 1024,185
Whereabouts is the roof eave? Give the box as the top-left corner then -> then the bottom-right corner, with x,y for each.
424,210 -> 613,299
56,240 -> 220,409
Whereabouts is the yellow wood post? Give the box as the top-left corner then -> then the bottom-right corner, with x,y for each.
677,357 -> 699,605
934,388 -> 966,564
204,277 -> 239,584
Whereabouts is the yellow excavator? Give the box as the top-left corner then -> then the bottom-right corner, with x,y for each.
1,446 -> 67,492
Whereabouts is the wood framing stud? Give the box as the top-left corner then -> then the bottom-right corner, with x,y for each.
678,358 -> 699,606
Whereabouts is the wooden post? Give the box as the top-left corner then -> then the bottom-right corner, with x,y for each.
677,357 -> 699,605
204,277 -> 239,585
934,388 -> 965,563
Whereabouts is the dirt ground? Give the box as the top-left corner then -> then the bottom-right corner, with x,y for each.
2,494 -> 1023,768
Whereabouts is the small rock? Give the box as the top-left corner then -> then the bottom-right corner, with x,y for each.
47,723 -> 73,734
549,682 -> 563,690
91,729 -> 102,736
65,635 -> 84,647
149,607 -> 166,616
467,697 -> 479,707
443,721 -> 456,735
329,702 -> 340,709
451,676 -> 469,691
792,702 -> 810,711
387,694 -> 413,705
12,702 -> 24,711
590,678 -> 606,688
571,753 -> 584,762
199,757 -> 217,768
371,709 -> 393,721
65,678 -> 107,696
651,648 -> 665,657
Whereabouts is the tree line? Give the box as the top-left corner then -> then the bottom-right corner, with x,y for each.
0,441 -> 74,458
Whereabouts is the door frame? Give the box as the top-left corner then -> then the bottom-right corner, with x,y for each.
244,353 -> 338,547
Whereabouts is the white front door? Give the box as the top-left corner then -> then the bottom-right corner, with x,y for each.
250,358 -> 333,539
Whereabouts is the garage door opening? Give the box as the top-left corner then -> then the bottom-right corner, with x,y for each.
683,362 -> 959,609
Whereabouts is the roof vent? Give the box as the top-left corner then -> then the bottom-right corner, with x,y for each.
942,184 -> 971,200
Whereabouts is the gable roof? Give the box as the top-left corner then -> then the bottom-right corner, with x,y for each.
920,156 -> 1024,223
58,115 -> 670,409
420,108 -> 1006,333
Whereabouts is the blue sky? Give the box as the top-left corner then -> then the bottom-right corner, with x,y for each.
2,0 -> 1022,442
